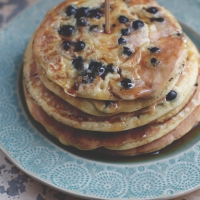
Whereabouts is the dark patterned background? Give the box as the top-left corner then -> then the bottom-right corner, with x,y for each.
0,0 -> 35,29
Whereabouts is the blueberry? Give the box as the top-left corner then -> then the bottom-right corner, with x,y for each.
75,7 -> 89,18
123,47 -> 133,57
146,7 -> 158,14
148,47 -> 160,53
81,70 -> 94,84
97,66 -> 106,77
121,79 -> 134,88
89,9 -> 103,19
150,17 -> 165,22
58,25 -> 75,36
77,17 -> 89,26
132,20 -> 144,30
166,90 -> 177,101
176,32 -> 182,37
121,28 -> 130,36
66,5 -> 77,16
89,25 -> 99,31
118,37 -> 127,45
89,61 -> 105,77
72,56 -> 84,70
88,61 -> 100,71
118,15 -> 129,24
106,64 -> 115,73
74,41 -> 86,51
151,58 -> 159,66
62,41 -> 72,51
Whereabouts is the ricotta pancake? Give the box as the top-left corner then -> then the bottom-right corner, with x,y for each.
100,106 -> 200,156
37,47 -> 179,116
33,0 -> 187,101
23,76 -> 200,152
36,36 -> 198,116
23,35 -> 198,132
22,0 -> 200,156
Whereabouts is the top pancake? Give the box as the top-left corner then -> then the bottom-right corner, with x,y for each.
37,35 -> 198,116
33,0 -> 187,100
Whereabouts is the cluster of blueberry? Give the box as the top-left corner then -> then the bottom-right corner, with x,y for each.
118,15 -> 144,57
58,5 -> 111,85
72,57 -> 116,84
147,8 -> 164,68
117,8 -> 164,63
148,45 -> 177,101
57,4 -> 165,89
148,46 -> 161,67
116,7 -> 164,88
62,40 -> 85,52
58,5 -> 104,51
148,44 -> 178,101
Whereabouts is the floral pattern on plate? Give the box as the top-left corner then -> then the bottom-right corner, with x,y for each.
1,0 -> 200,199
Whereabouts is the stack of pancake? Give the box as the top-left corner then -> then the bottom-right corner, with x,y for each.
23,0 -> 200,156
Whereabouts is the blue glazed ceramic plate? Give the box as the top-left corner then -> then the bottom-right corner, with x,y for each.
0,1 -> 200,199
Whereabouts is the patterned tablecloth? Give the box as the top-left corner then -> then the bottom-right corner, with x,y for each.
0,1 -> 200,200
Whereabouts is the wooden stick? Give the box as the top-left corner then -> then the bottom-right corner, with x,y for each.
105,0 -> 110,33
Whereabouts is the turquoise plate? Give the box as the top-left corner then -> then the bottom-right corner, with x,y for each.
0,0 -> 200,199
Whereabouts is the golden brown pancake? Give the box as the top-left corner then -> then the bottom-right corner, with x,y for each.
36,36 -> 199,117
99,105 -> 200,156
23,34 -> 198,132
23,76 -> 200,152
37,47 -> 179,116
33,0 -> 187,101
22,0 -> 200,157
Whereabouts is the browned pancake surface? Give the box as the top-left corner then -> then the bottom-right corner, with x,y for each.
24,52 -> 197,132
33,0 -> 186,100
24,34 -> 199,131
102,106 -> 200,156
23,75 -> 200,151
